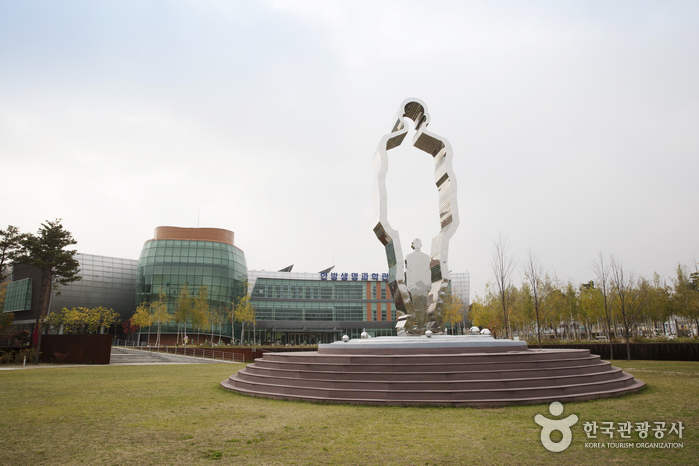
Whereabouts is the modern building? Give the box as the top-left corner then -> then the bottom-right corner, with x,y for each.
134,226 -> 248,343
52,254 -> 139,319
3,254 -> 138,332
450,272 -> 471,325
3,225 -> 470,343
248,269 -> 396,344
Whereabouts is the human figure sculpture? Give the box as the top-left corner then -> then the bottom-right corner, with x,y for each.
372,98 -> 459,335
405,239 -> 431,332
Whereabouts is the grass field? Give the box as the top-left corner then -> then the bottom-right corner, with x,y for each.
1,360 -> 697,465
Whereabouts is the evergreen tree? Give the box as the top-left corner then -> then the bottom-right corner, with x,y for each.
0,225 -> 24,282
15,219 -> 80,364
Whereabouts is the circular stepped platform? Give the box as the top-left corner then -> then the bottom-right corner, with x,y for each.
220,337 -> 645,407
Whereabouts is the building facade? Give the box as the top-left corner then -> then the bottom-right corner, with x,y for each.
450,272 -> 471,325
52,254 -> 138,320
135,226 -> 248,341
3,224 -> 470,343
3,254 -> 138,332
248,269 -> 396,344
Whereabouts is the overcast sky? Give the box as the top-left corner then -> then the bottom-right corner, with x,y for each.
2,0 -> 698,300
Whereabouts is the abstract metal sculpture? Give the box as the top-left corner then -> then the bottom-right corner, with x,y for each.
372,98 -> 459,335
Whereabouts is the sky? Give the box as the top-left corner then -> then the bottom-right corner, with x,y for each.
1,0 -> 698,301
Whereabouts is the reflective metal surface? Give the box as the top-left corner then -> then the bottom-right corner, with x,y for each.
372,98 -> 460,335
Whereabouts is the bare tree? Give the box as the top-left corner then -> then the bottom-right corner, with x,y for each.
523,250 -> 549,348
593,253 -> 614,360
610,256 -> 643,361
491,233 -> 516,338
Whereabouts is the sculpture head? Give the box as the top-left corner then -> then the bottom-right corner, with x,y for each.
411,238 -> 422,251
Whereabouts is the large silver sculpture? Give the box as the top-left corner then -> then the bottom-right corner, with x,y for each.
373,98 -> 459,335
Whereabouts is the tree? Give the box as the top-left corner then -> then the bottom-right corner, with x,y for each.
0,312 -> 14,334
131,301 -> 155,345
212,302 -> 229,344
491,234 -> 516,339
579,281 -> 605,338
547,281 -> 567,340
46,306 -> 119,335
673,263 -> 699,335
523,250 -> 549,348
442,292 -> 465,335
233,290 -> 256,345
14,219 -> 80,364
564,281 -> 582,340
610,257 -> 643,361
192,286 -> 210,344
122,318 -> 139,340
593,253 -> 614,359
174,284 -> 193,345
645,273 -> 673,335
0,225 -> 24,282
93,306 -> 120,335
470,291 -> 500,334
0,281 -> 8,313
150,289 -> 170,346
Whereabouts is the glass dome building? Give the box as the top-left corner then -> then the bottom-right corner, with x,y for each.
135,226 -> 247,343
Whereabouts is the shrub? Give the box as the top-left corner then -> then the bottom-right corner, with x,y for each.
14,348 -> 36,364
1,351 -> 14,364
12,330 -> 30,345
53,352 -> 70,364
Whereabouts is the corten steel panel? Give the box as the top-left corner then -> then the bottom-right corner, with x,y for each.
152,226 -> 235,246
40,334 -> 112,364
373,98 -> 459,335
540,342 -> 699,361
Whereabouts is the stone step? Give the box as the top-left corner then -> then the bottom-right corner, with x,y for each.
110,347 -> 231,365
110,353 -> 170,363
237,367 -> 622,390
225,371 -> 639,402
220,376 -> 645,408
245,360 -> 612,381
253,355 -> 604,373
221,347 -> 645,407
261,348 -> 592,365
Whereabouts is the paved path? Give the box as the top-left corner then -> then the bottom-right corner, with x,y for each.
110,346 -> 232,365
0,347 -> 233,370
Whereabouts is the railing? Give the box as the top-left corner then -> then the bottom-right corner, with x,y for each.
126,344 -> 245,363
0,338 -> 16,347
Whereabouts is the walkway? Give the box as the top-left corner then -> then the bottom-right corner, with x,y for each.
110,346 -> 232,365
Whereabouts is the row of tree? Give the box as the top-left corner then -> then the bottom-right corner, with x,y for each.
132,284 -> 256,346
46,306 -> 120,335
478,236 -> 699,360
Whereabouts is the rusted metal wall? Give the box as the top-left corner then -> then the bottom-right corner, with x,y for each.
539,342 -> 699,361
40,334 -> 112,364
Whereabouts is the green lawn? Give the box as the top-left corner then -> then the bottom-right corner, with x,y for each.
1,360 -> 697,465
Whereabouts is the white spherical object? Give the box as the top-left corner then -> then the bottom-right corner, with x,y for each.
470,326 -> 480,335
361,331 -> 369,339
425,330 -> 433,338
342,335 -> 349,342
480,328 -> 491,335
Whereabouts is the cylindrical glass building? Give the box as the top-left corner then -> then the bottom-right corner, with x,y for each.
135,226 -> 247,343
